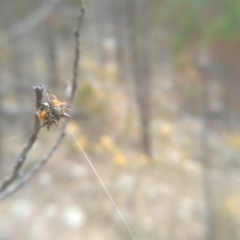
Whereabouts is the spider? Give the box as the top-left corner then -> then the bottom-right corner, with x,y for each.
36,91 -> 71,131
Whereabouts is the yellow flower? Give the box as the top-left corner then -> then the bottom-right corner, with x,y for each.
226,197 -> 240,215
100,135 -> 115,151
114,153 -> 127,166
140,154 -> 150,164
68,121 -> 80,134
74,135 -> 88,151
159,122 -> 173,138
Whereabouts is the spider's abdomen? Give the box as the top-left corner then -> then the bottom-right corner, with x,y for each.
36,93 -> 71,131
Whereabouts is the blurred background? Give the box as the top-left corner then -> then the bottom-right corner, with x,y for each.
0,0 -> 240,239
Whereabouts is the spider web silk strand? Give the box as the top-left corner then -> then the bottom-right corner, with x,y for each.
62,119 -> 137,240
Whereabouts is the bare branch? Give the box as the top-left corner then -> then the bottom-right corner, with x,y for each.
0,86 -> 44,192
0,1 -> 85,201
69,0 -> 85,102
0,128 -> 65,201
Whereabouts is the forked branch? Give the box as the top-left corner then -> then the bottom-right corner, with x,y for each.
0,85 -> 44,193
0,0 -> 85,201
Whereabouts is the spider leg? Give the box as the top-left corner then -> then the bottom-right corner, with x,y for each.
52,100 -> 67,107
37,109 -> 49,124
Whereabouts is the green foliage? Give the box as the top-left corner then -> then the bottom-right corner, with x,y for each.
74,82 -> 105,116
206,0 -> 240,43
162,0 -> 240,53
161,0 -> 204,53
172,8 -> 199,53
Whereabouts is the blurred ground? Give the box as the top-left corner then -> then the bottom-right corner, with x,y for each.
1,1 -> 240,240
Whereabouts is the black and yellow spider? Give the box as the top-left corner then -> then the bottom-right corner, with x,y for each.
36,91 -> 71,131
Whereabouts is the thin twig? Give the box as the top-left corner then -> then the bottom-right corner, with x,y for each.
0,128 -> 65,201
0,0 -> 85,201
0,86 -> 44,192
69,0 -> 85,102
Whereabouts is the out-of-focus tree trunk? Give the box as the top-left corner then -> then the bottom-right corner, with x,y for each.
94,0 -> 107,66
126,0 -> 152,159
198,57 -> 216,240
201,105 -> 215,240
11,41 -> 24,94
109,1 -> 129,82
0,75 -> 3,176
45,17 -> 58,88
